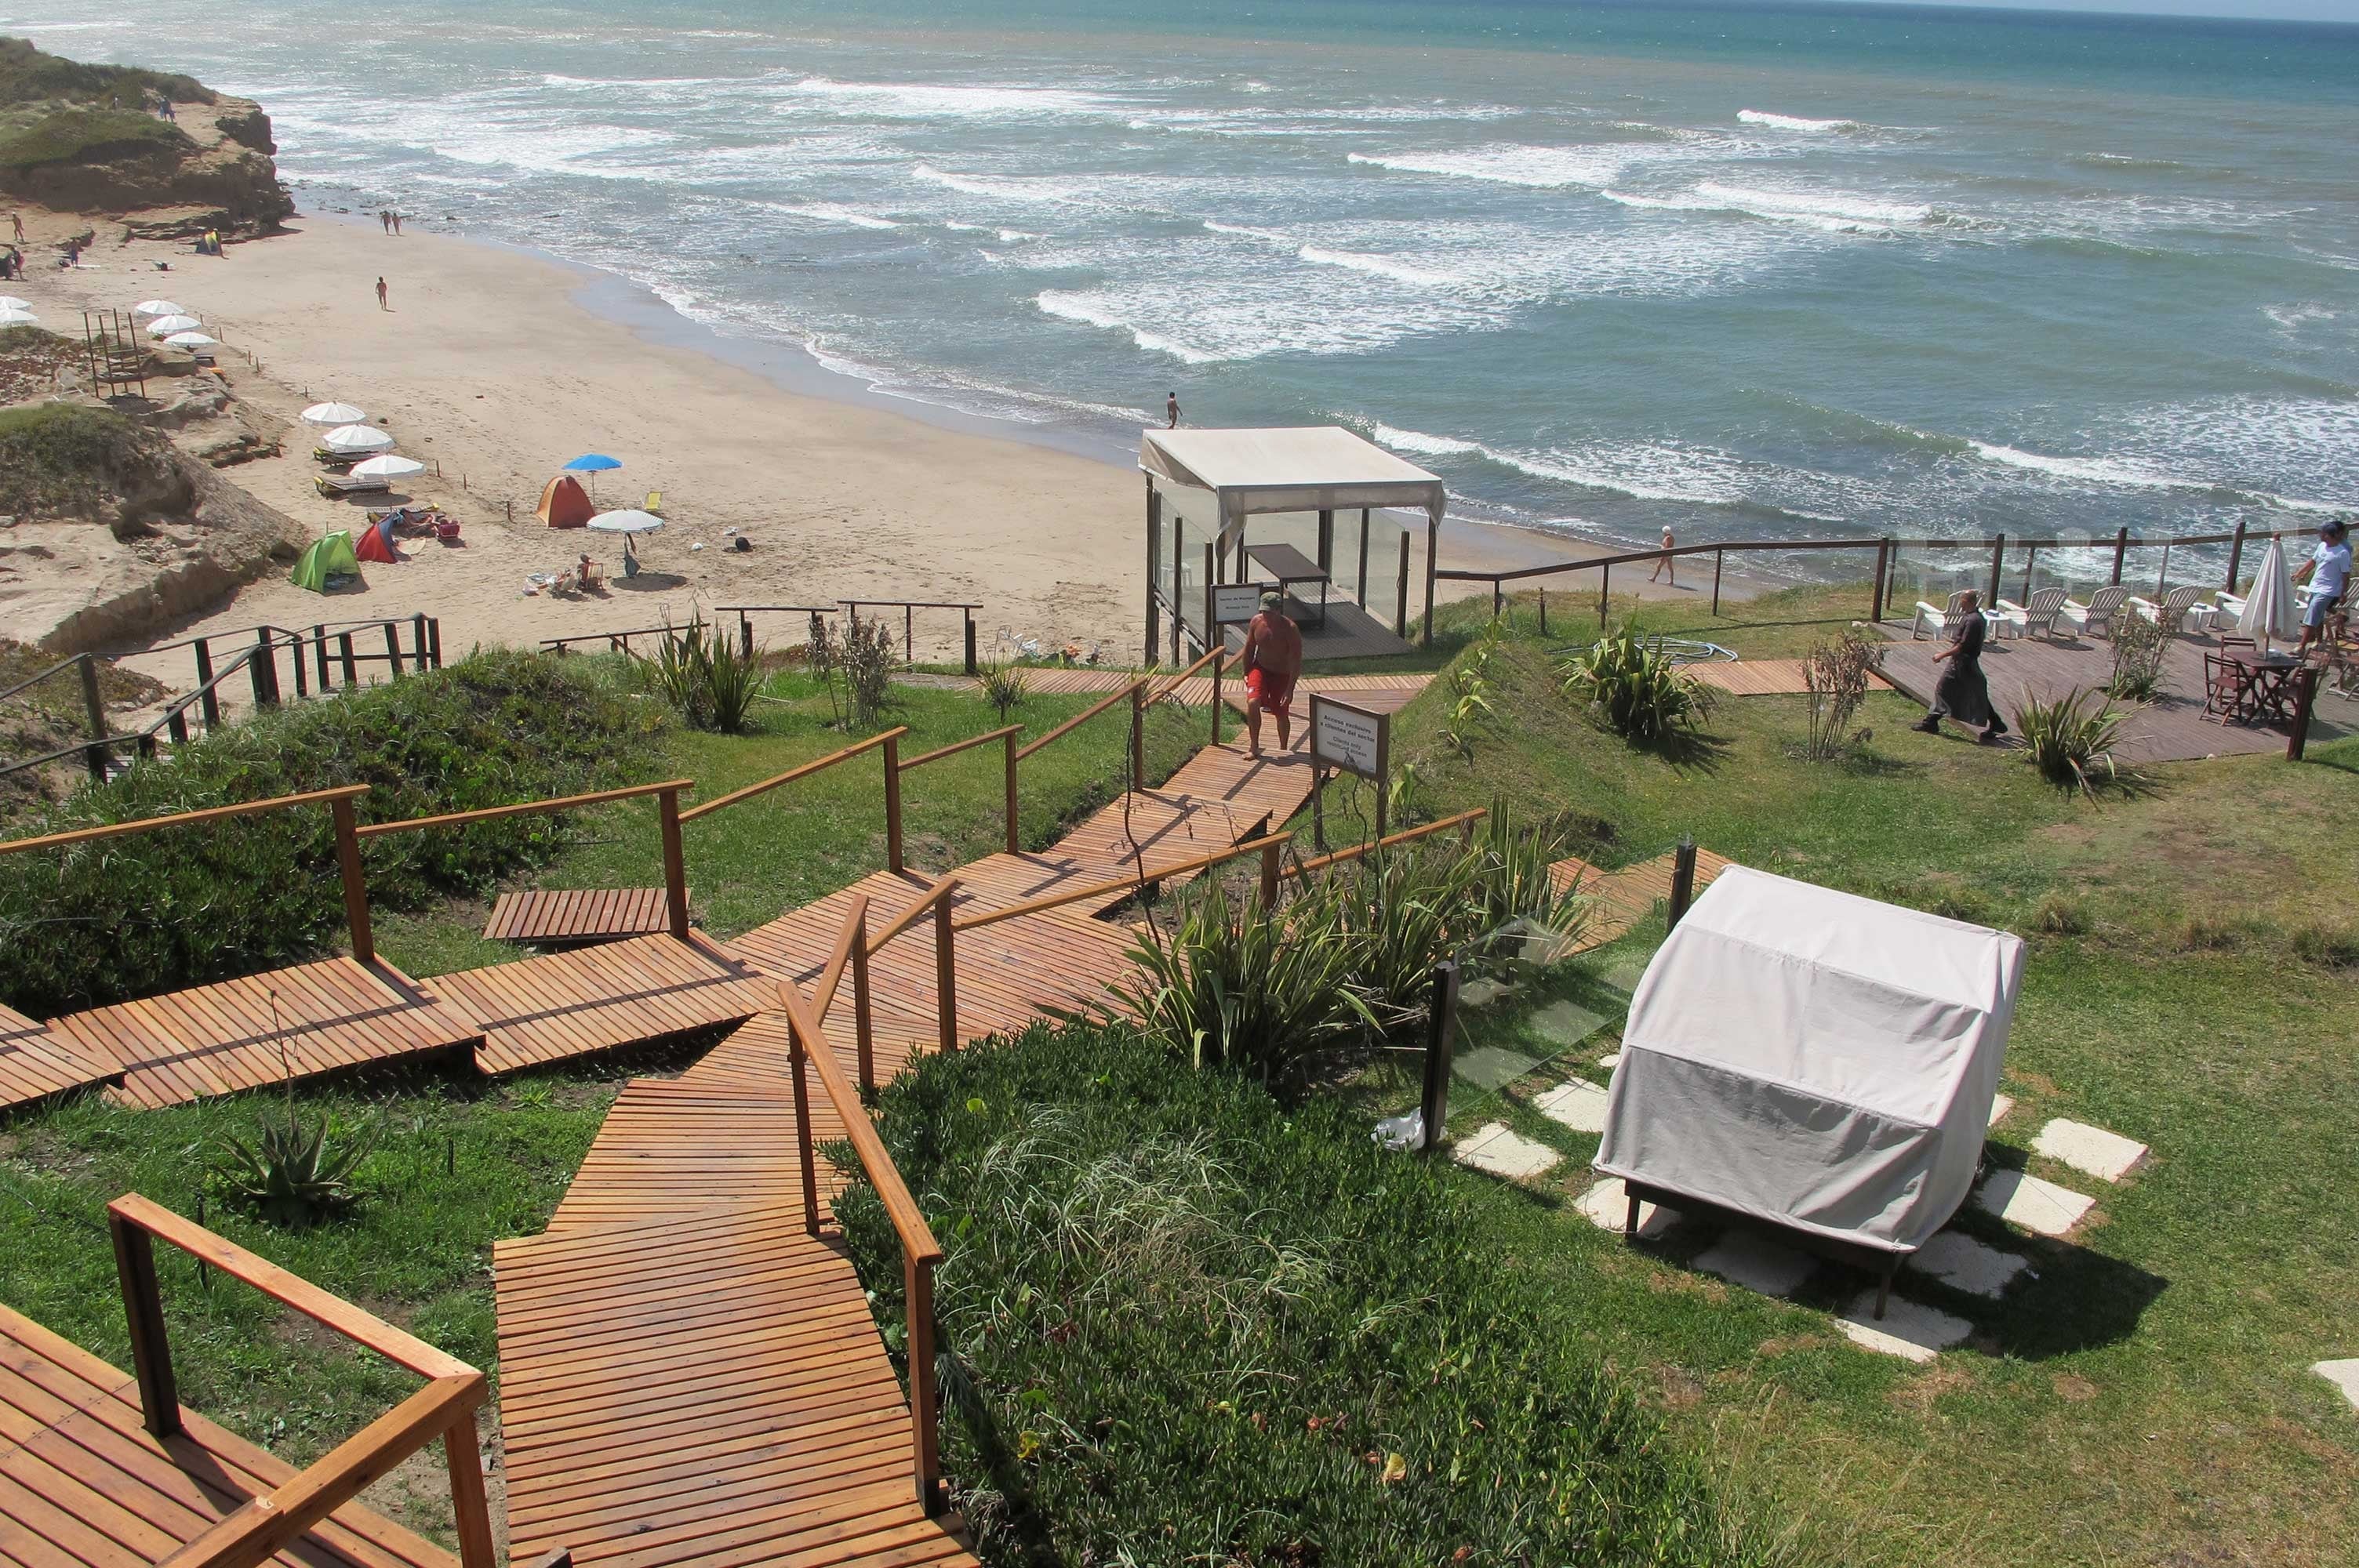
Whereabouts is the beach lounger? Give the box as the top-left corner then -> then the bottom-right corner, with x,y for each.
2058,584 -> 2129,641
1913,590 -> 2011,641
2129,584 -> 2211,636
1995,587 -> 2070,641
315,471 -> 391,498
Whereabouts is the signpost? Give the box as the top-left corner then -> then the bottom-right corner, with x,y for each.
1209,581 -> 1268,626
1308,693 -> 1390,849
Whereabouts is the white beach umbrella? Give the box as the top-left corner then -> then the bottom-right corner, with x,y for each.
586,509 -> 664,535
348,453 -> 427,480
300,401 -> 368,427
164,331 -> 218,348
322,423 -> 396,454
145,314 -> 202,337
2239,536 -> 2296,655
0,307 -> 35,326
131,299 -> 185,318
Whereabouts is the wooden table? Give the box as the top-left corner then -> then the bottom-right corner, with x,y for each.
2223,648 -> 2303,725
1245,542 -> 1330,626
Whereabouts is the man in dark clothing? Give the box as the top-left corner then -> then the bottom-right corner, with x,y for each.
1914,590 -> 2008,743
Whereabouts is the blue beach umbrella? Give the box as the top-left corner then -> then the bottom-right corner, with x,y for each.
562,452 -> 622,502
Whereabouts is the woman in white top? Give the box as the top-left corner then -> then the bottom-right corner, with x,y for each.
2295,517 -> 2350,655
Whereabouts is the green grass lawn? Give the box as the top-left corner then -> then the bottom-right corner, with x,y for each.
1340,586 -> 2359,1567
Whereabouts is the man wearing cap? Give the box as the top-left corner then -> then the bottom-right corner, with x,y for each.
2295,517 -> 2350,657
1237,591 -> 1303,757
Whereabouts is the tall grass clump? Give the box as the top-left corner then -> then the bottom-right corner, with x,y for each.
2017,687 -> 2126,797
834,1023 -> 1772,1568
0,651 -> 665,1016
638,613 -> 761,734
2106,611 -> 2172,702
1560,625 -> 1714,746
1800,626 -> 1884,760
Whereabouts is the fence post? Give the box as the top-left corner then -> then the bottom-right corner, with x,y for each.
904,604 -> 914,666
1492,579 -> 1503,619
108,1210 -> 180,1439
1598,564 -> 1610,628
331,794 -> 375,965
194,638 -> 218,727
740,611 -> 754,661
412,613 -> 430,674
1538,587 -> 1547,635
1419,959 -> 1459,1154
1260,837 -> 1281,906
907,1254 -> 943,1516
78,653 -> 109,782
1211,649 -> 1223,746
852,907 -> 876,1091
1003,730 -> 1020,855
339,631 -> 358,687
444,1415 -> 500,1568
883,736 -> 904,875
659,788 -> 690,939
1130,684 -> 1146,792
2226,520 -> 2248,592
2022,543 -> 2037,604
1711,549 -> 1725,616
1873,538 -> 1891,622
787,1008 -> 821,1235
933,892 -> 958,1056
289,629 -> 309,698
383,620 -> 403,677
1667,835 -> 1699,930
963,612 -> 977,677
248,640 -> 274,710
1987,532 -> 2005,608
1397,544 -> 1412,641
2110,526 -> 2128,585
313,623 -> 330,690
2287,667 -> 2321,762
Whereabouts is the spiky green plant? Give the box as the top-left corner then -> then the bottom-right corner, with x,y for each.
980,661 -> 1029,723
1558,625 -> 1714,745
208,1025 -> 377,1227
638,614 -> 762,734
2016,686 -> 2126,797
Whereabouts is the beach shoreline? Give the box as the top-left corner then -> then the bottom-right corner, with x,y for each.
16,205 -> 1747,695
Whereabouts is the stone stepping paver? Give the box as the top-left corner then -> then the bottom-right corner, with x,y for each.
1692,1231 -> 1815,1298
1908,1231 -> 2027,1299
1976,1168 -> 2096,1237
2314,1360 -> 2359,1412
1598,1050 -> 1623,1069
1534,1078 -> 1611,1134
1988,1093 -> 2014,1127
1452,1122 -> 1561,1181
1836,1292 -> 1973,1363
1576,1176 -> 1678,1239
2032,1118 -> 2148,1182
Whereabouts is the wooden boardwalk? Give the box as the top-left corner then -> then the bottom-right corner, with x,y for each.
484,887 -> 677,945
0,1003 -> 111,1109
0,1303 -> 457,1568
1874,619 -> 2345,764
1551,848 -> 1736,949
1684,659 -> 1892,696
46,957 -> 480,1111
436,931 -> 772,1076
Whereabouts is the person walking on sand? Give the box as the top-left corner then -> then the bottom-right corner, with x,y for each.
391,211 -> 402,236
376,276 -> 388,310
1913,590 -> 2008,743
1650,524 -> 1676,586
9,212 -> 24,246
1167,390 -> 1180,429
1235,591 -> 1304,758
379,209 -> 390,234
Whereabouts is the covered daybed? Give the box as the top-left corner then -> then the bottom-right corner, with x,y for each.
1139,426 -> 1445,662
1594,866 -> 2024,1313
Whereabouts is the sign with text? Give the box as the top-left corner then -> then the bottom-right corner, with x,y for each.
1310,695 -> 1388,782
1210,582 -> 1270,625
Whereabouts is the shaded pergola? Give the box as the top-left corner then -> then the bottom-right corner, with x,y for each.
1140,426 -> 1446,663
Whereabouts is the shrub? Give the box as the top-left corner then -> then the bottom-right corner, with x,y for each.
0,403 -> 162,517
1801,626 -> 1885,760
1438,618 -> 1502,758
0,651 -> 666,1016
2032,892 -> 2091,936
833,1022 -> 1767,1568
0,105 -> 189,172
2107,611 -> 2171,702
209,1053 -> 378,1228
841,615 -> 899,729
636,613 -> 761,734
1560,625 -> 1714,746
2017,686 -> 2126,797
979,661 -> 1027,724
2291,920 -> 2359,970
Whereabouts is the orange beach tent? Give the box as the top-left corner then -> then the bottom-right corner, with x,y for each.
536,474 -> 594,528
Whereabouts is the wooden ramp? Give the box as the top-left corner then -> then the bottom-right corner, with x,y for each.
0,1003 -> 113,1112
1551,848 -> 1736,949
437,931 -> 772,1076
484,887 -> 677,946
45,958 -> 480,1110
0,1303 -> 456,1568
1683,659 -> 1892,696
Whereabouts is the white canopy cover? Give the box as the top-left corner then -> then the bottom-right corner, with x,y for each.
1139,426 -> 1445,539
1594,866 -> 2024,1255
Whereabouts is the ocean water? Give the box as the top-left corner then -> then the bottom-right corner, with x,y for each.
12,0 -> 2359,556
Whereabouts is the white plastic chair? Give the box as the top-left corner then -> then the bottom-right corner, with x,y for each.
2129,585 -> 2211,636
1914,590 -> 2011,641
2058,585 -> 2129,641
1994,587 -> 2070,641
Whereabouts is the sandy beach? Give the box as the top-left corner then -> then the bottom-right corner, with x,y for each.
23,212 -> 1714,688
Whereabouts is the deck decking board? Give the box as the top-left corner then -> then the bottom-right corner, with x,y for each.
484,887 -> 678,945
437,932 -> 771,1076
0,1004 -> 113,1111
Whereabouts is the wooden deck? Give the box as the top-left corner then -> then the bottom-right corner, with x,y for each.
1219,598 -> 1412,662
484,887 -> 677,945
435,931 -> 772,1076
1551,848 -> 1736,949
1684,659 -> 1892,696
0,1003 -> 112,1111
0,1303 -> 456,1568
1874,619 -> 2346,764
45,958 -> 481,1111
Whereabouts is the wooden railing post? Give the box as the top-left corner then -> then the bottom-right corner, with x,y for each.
331,793 -> 375,966
739,611 -> 754,661
412,613 -> 430,674
1873,538 -> 1891,622
1259,837 -> 1281,906
1987,533 -> 2005,608
1130,684 -> 1146,792
78,652 -> 108,782
313,623 -> 330,690
383,620 -> 403,677
2110,526 -> 2128,586
907,1254 -> 943,1515
787,1004 -> 821,1236
883,735 -> 904,874
933,891 -> 958,1056
1002,730 -> 1020,855
444,1414 -> 499,1568
1668,836 -> 1699,930
853,909 -> 876,1091
107,1207 -> 179,1438
1538,587 -> 1547,635
249,638 -> 274,710
659,787 -> 690,939
1419,959 -> 1459,1155
1492,579 -> 1503,619
194,637 -> 219,727
1708,549 -> 1723,616
289,629 -> 309,698
430,618 -> 443,670
963,611 -> 977,677
2021,543 -> 2037,604
2287,667 -> 2321,763
2226,519 -> 2248,592
339,631 -> 358,687
1211,651 -> 1223,746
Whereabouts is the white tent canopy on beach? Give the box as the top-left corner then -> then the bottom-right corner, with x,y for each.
1595,866 -> 2024,1258
322,423 -> 395,454
302,401 -> 369,426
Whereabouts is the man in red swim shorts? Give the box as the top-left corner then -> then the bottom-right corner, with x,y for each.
1238,591 -> 1303,757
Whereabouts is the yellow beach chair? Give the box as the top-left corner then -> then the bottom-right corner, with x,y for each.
644,490 -> 664,516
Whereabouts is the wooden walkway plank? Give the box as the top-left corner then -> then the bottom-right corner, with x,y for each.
485,887 -> 678,946
437,932 -> 771,1076
0,1004 -> 114,1112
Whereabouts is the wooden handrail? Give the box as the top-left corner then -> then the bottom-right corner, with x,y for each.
0,784 -> 369,856
0,650 -> 89,707
898,724 -> 1020,772
354,778 -> 695,837
812,891 -> 868,1021
677,728 -> 907,823
1014,676 -> 1150,760
1290,808 -> 1489,876
951,833 -> 1289,934
1148,644 -> 1226,702
779,984 -> 943,1267
839,598 -> 983,612
107,1196 -> 496,1568
867,876 -> 958,957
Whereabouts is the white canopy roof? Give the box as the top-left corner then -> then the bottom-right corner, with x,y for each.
1594,866 -> 2024,1254
1140,426 -> 1445,538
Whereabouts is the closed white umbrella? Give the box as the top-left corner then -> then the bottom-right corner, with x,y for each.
322,423 -> 395,454
145,314 -> 202,337
0,307 -> 35,327
301,401 -> 368,427
348,453 -> 427,480
164,331 -> 218,348
2241,536 -> 2295,655
131,299 -> 185,318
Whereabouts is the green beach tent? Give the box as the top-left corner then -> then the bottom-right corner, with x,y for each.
289,530 -> 362,593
